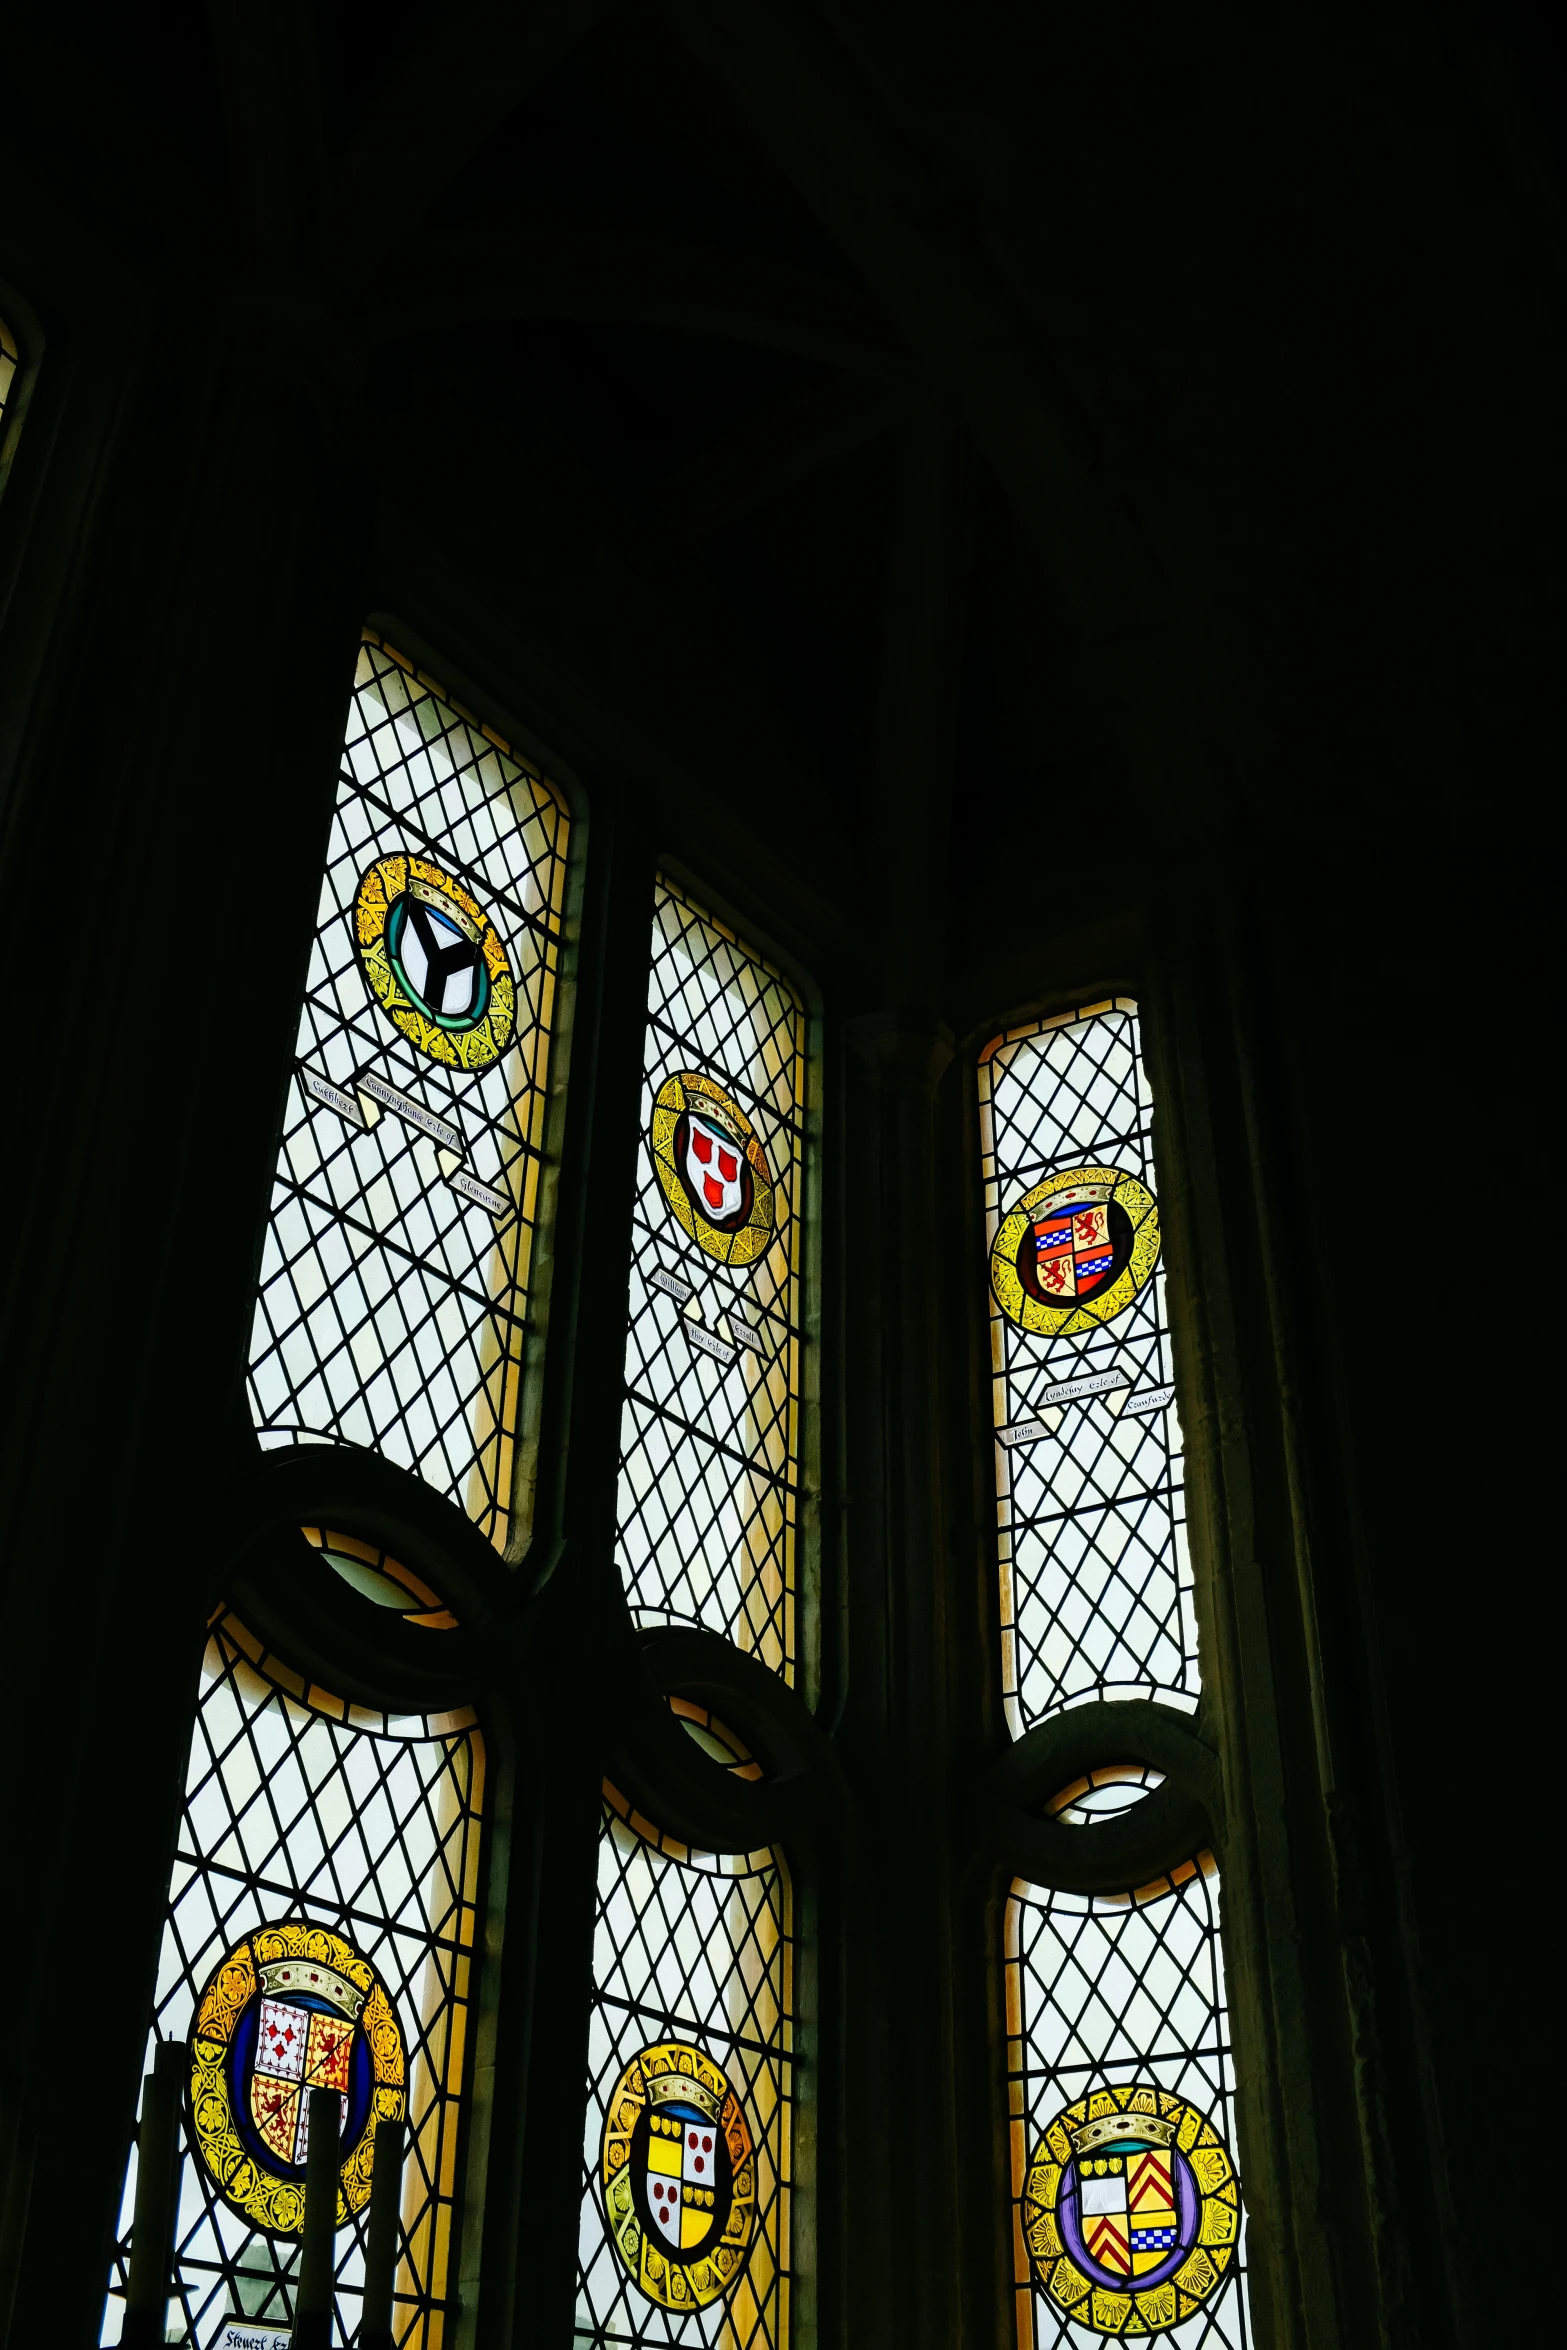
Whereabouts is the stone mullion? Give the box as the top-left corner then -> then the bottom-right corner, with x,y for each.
1142,917 -> 1364,2350
841,1020 -> 963,2350
0,344 -> 366,2346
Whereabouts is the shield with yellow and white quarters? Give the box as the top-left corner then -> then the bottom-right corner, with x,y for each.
599,2038 -> 758,2314
1020,2085 -> 1241,2335
1078,2159 -> 1131,2277
642,2097 -> 723,2252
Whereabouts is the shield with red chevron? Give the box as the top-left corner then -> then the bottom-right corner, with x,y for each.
1077,2162 -> 1131,2278
1126,2145 -> 1179,2273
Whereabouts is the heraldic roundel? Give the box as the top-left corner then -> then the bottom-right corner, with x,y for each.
1023,2084 -> 1240,2335
650,1072 -> 776,1268
599,2038 -> 758,2312
355,852 -> 517,1072
189,1921 -> 407,2235
991,1163 -> 1161,1339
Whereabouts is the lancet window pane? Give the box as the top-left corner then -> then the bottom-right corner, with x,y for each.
576,1787 -> 792,2350
1005,1860 -> 1250,2349
247,630 -> 571,1547
102,1615 -> 484,2350
615,880 -> 806,1678
978,1001 -> 1196,1734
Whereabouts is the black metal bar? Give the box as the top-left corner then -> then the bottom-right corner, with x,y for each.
360,2115 -> 407,2350
120,2040 -> 185,2350
293,2086 -> 340,2350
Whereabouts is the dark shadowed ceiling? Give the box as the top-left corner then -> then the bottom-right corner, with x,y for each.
8,0 -> 1564,1003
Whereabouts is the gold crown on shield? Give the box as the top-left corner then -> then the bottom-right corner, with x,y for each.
646,2070 -> 722,2127
257,1956 -> 366,2024
1070,2109 -> 1177,2157
1042,1178 -> 1114,1215
686,1092 -> 745,1149
407,871 -> 481,943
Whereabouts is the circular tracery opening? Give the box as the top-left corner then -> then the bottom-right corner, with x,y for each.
1045,1761 -> 1166,1824
668,1696 -> 764,1781
302,1526 -> 458,1630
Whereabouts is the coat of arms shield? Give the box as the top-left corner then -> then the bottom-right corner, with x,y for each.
685,1113 -> 745,1221
1032,1181 -> 1117,1301
248,1995 -> 352,2168
1077,2161 -> 1131,2277
1126,2145 -> 1180,2272
642,2097 -> 722,2253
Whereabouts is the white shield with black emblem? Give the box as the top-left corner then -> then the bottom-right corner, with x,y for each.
399,897 -> 483,1018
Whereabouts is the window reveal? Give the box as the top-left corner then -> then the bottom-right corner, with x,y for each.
247,630 -> 570,1548
616,880 -> 806,1680
978,1001 -> 1196,1732
101,1614 -> 483,2350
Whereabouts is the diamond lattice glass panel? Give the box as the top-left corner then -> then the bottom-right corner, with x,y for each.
576,1786 -> 792,2350
101,1616 -> 484,2350
1006,1864 -> 1251,2350
247,630 -> 570,1548
979,1001 -> 1196,1734
616,881 -> 806,1679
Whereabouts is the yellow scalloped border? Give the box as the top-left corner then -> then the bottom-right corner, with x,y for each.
189,1920 -> 407,2236
354,852 -> 516,1072
650,1073 -> 776,1268
990,1163 -> 1161,1338
1022,2083 -> 1239,2334
600,2038 -> 757,2311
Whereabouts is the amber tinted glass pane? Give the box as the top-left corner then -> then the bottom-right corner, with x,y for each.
615,880 -> 806,1679
576,1789 -> 792,2350
102,1618 -> 483,2350
247,632 -> 570,1547
979,1003 -> 1196,1734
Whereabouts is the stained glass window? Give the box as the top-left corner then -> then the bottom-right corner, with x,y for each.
577,1785 -> 792,2350
615,881 -> 807,1679
983,1000 -> 1250,2344
978,1001 -> 1195,1733
1005,1845 -> 1250,2349
102,1611 -> 484,2350
247,630 -> 571,1548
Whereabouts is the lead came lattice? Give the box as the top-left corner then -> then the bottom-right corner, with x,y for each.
1006,1865 -> 1251,2349
979,1002 -> 1197,1732
101,1615 -> 483,2350
576,1788 -> 791,2350
247,632 -> 570,1548
615,882 -> 806,1679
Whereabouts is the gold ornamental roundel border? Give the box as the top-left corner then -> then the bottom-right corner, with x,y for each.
354,852 -> 517,1071
600,2038 -> 758,2312
650,1071 -> 776,1267
189,1920 -> 407,2237
1023,2083 -> 1240,2336
990,1163 -> 1161,1338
